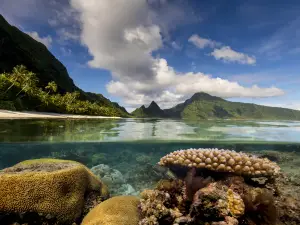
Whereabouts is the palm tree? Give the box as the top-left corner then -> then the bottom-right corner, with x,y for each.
45,81 -> 58,94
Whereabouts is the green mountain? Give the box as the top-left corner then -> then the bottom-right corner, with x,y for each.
132,101 -> 166,118
134,92 -> 300,120
0,14 -> 129,117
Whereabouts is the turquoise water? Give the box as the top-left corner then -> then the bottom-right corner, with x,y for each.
0,118 -> 300,195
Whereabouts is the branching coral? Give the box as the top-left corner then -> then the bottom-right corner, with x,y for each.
0,158 -> 108,224
159,148 -> 280,177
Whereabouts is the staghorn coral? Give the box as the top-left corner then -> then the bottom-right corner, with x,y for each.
159,148 -> 280,177
0,158 -> 108,224
81,196 -> 140,225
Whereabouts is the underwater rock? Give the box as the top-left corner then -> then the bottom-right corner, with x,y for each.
159,148 -> 280,177
91,164 -> 126,185
91,164 -> 138,196
82,196 -> 140,225
273,173 -> 300,225
118,183 -> 139,196
0,158 -> 108,225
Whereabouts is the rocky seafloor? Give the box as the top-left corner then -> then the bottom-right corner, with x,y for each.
0,148 -> 299,225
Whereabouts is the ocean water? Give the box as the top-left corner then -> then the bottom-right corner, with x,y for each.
0,118 -> 300,195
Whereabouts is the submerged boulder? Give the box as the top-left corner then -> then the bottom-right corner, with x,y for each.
0,158 -> 109,224
91,164 -> 138,196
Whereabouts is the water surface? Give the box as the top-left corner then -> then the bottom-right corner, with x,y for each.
0,118 -> 300,195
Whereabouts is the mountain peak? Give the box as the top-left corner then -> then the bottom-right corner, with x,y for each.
189,92 -> 225,102
149,101 -> 160,109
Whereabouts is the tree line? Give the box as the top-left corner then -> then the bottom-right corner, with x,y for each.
0,65 -> 123,116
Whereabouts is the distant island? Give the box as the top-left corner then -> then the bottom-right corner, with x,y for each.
132,92 -> 300,120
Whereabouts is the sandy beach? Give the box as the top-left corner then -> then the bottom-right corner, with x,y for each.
0,110 -> 121,119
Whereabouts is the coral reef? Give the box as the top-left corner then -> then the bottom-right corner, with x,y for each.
138,171 -> 280,225
139,180 -> 186,225
91,164 -> 138,196
138,148 -> 300,225
81,196 -> 140,225
0,158 -> 108,224
190,183 -> 244,223
159,148 -> 280,177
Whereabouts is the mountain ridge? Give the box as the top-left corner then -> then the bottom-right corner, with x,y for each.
133,92 -> 300,120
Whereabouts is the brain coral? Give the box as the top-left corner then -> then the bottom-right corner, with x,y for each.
158,148 -> 280,177
81,196 -> 140,225
0,158 -> 108,223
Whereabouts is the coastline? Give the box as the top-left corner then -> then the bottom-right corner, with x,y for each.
0,110 -> 122,119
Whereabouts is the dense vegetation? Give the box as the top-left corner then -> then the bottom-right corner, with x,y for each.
133,92 -> 300,120
0,14 -> 130,117
0,14 -> 77,93
0,66 -> 129,117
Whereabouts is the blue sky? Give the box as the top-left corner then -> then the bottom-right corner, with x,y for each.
1,0 -> 300,112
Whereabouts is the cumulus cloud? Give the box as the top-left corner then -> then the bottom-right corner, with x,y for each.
106,58 -> 284,108
71,0 -> 283,109
211,46 -> 256,65
189,34 -> 256,65
26,31 -> 52,47
188,34 -> 219,49
57,28 -> 80,41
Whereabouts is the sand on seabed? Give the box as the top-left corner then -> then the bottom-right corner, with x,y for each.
0,110 -> 121,119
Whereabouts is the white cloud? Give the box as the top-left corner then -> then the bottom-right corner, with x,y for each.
211,46 -> 256,65
188,34 -> 219,49
71,0 -> 283,110
107,58 -> 284,109
57,28 -> 80,41
171,41 -> 181,50
189,35 -> 256,65
26,31 -> 52,48
60,47 -> 72,56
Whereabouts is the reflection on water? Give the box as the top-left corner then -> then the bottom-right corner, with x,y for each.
0,118 -> 300,143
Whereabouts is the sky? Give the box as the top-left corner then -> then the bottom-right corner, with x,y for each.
1,0 -> 300,112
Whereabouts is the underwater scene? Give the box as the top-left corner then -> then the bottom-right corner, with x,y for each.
0,118 -> 300,225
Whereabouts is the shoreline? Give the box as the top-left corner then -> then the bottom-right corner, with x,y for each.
0,110 -> 122,119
